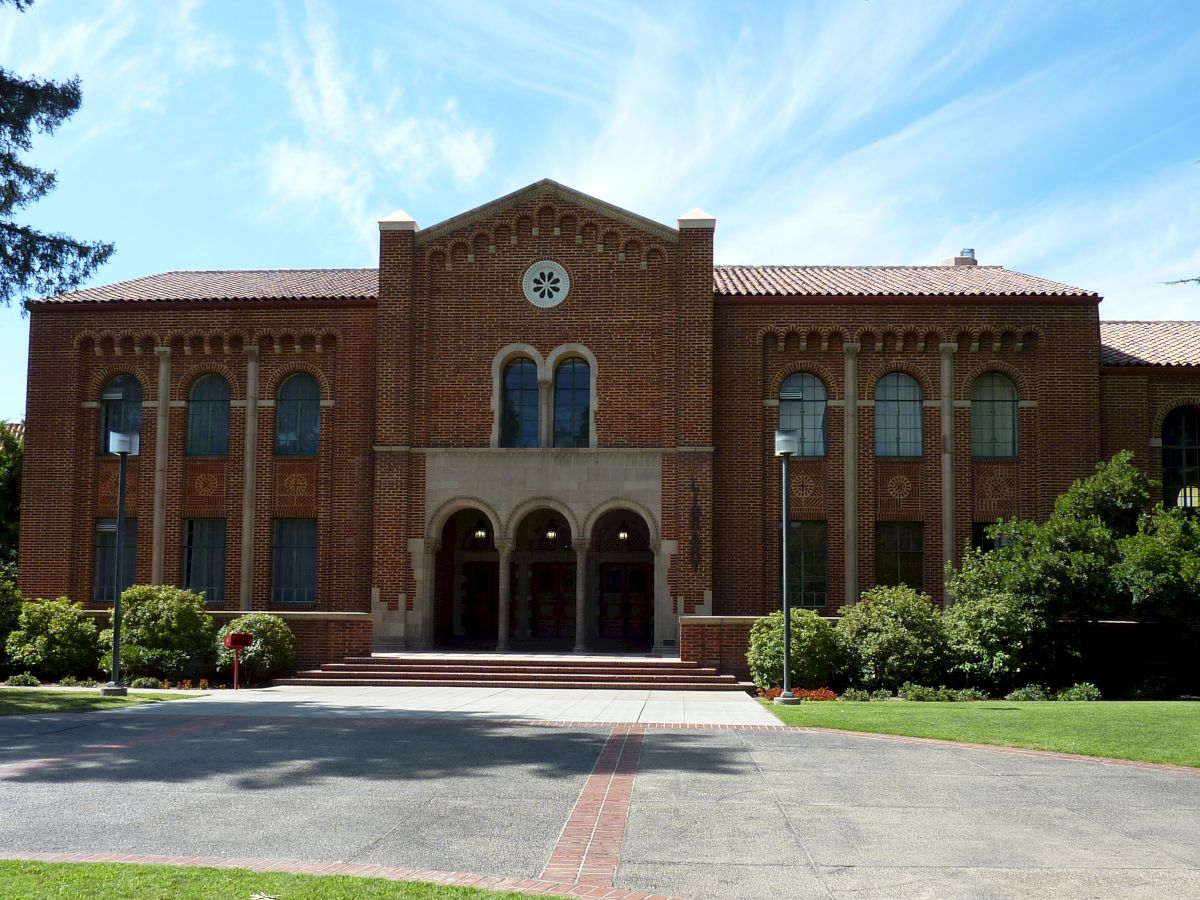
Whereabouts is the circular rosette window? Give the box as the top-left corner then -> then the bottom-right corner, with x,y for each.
522,260 -> 570,308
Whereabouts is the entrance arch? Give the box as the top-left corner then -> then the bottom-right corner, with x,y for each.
590,509 -> 654,650
511,507 -> 576,648
434,508 -> 501,647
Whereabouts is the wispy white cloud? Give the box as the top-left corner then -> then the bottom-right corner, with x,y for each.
259,0 -> 494,246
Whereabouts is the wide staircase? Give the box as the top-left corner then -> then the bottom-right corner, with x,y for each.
274,652 -> 754,692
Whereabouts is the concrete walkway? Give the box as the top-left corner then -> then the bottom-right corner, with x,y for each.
115,684 -> 779,725
1,689 -> 1197,899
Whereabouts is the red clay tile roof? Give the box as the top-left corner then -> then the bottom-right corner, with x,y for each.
30,269 -> 378,305
1100,321 -> 1200,367
712,265 -> 1097,297
1,421 -> 23,440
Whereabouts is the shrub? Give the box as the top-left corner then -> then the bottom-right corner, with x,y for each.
899,683 -> 987,702
216,614 -> 295,681
4,598 -> 100,680
747,608 -> 841,692
98,585 -> 216,681
127,676 -> 161,689
1056,682 -> 1102,701
1004,684 -> 1052,701
836,586 -> 948,691
5,671 -> 40,686
839,687 -> 870,702
943,589 -> 1044,693
0,571 -> 20,673
58,675 -> 100,688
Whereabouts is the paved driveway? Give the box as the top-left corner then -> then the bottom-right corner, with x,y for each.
1,691 -> 1197,899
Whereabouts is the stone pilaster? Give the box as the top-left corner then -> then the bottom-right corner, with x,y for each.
843,342 -> 860,605
574,539 -> 590,652
150,346 -> 171,583
496,540 -> 513,651
238,346 -> 259,610
940,342 -> 958,604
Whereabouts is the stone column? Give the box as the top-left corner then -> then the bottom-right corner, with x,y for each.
418,538 -> 439,649
573,539 -> 590,652
516,554 -> 533,639
150,346 -> 171,584
538,378 -> 552,448
238,346 -> 259,610
843,342 -> 860,606
940,342 -> 957,605
496,541 -> 513,651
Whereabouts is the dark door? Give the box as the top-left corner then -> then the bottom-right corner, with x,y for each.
531,563 -> 575,639
598,563 -> 653,645
460,561 -> 498,641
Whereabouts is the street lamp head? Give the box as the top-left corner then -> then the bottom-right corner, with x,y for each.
108,431 -> 140,456
774,429 -> 799,457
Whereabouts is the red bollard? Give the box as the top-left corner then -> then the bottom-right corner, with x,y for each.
223,633 -> 253,691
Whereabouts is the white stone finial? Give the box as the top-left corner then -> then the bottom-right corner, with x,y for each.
678,207 -> 716,230
378,209 -> 418,232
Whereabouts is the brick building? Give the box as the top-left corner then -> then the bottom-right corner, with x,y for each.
17,180 -> 1200,670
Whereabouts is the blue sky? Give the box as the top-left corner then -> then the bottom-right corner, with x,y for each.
2,0 -> 1199,422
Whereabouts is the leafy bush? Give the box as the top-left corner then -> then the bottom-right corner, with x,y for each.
1004,684 -> 1052,701
898,683 -> 988,702
5,671 -> 40,686
98,585 -> 216,680
747,608 -> 841,692
944,588 -> 1045,692
58,675 -> 100,687
1056,682 -> 1102,701
1114,506 -> 1200,623
4,598 -> 99,680
127,676 -> 161,689
836,586 -> 948,691
839,687 -> 870,702
216,614 -> 295,681
0,571 -> 20,673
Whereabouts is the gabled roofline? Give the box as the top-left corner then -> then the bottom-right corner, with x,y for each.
415,178 -> 680,245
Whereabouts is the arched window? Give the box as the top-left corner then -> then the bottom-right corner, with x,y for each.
99,374 -> 142,454
552,358 -> 590,448
500,359 -> 539,448
186,374 -> 230,456
275,373 -> 320,456
875,372 -> 923,457
1162,406 -> 1200,508
971,373 -> 1018,458
780,373 -> 827,457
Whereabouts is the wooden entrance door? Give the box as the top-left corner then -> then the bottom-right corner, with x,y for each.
598,563 -> 653,645
460,561 -> 498,641
531,562 -> 575,639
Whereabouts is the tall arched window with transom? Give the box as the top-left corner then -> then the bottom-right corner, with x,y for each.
275,373 -> 320,456
187,374 -> 230,456
552,358 -> 590,448
779,373 -> 827,457
1162,406 -> 1200,508
971,373 -> 1018,458
875,372 -> 922,457
500,358 -> 539,448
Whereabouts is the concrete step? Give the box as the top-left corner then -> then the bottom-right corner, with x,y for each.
318,662 -> 720,676
273,676 -> 756,692
293,668 -> 739,684
345,655 -> 699,668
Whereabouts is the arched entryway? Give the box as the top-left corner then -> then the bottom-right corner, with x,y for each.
434,508 -> 501,648
511,508 -> 576,649
589,509 -> 654,650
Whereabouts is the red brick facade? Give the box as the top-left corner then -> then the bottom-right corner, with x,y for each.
17,180 -> 1200,670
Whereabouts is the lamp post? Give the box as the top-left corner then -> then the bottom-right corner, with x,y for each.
774,429 -> 801,705
101,430 -> 138,697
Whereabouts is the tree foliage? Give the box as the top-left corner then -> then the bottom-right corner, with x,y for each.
0,424 -> 21,564
1114,506 -> 1200,622
1,0 -> 113,307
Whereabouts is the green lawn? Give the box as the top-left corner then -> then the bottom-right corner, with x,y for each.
768,700 -> 1200,767
0,688 -> 192,716
0,861 -> 525,899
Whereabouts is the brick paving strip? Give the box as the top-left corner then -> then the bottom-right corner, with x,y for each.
0,851 -> 684,899
541,725 -> 646,887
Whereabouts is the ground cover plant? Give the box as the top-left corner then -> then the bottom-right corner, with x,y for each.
768,700 -> 1200,767
0,689 -> 190,716
0,861 -> 528,899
